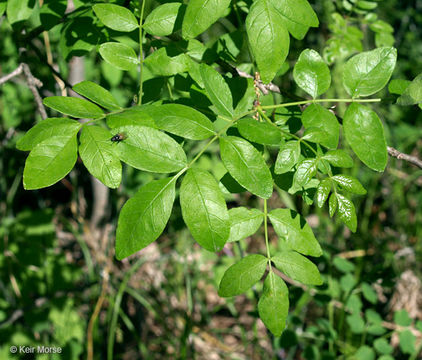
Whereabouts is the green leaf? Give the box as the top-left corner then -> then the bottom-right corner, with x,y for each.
246,0 -> 290,83
399,330 -> 416,355
328,193 -> 337,217
143,3 -> 182,36
219,136 -> 273,199
355,346 -> 375,360
16,118 -> 81,151
346,314 -> 365,334
316,178 -> 331,208
389,79 -> 411,95
106,106 -> 156,128
200,64 -> 233,118
343,47 -> 397,97
361,283 -> 377,304
43,97 -> 104,118
333,257 -> 355,273
293,49 -> 331,98
99,42 -> 139,71
79,126 -> 121,189
23,136 -> 78,190
370,20 -> 394,34
93,4 -> 138,32
6,0 -> 34,24
302,128 -> 329,144
144,48 -> 189,77
237,118 -> 283,146
302,104 -> 339,149
343,103 -> 388,172
228,207 -> 264,243
218,254 -> 268,297
0,1 -> 5,17
72,81 -> 121,111
258,271 -> 289,336
115,178 -> 176,260
272,251 -> 322,285
394,309 -> 412,327
145,104 -> 214,140
180,169 -> 230,252
397,73 -> 422,106
268,208 -> 322,257
340,273 -> 357,293
331,174 -> 366,195
275,141 -> 301,174
322,150 -> 354,168
182,0 -> 231,39
113,125 -> 187,173
374,338 -> 393,355
336,194 -> 357,232
294,159 -> 317,187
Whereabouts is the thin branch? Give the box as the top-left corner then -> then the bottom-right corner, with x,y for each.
388,146 -> 422,169
235,68 -> 279,95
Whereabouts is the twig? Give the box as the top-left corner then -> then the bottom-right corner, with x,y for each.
388,146 -> 422,169
236,68 -> 280,95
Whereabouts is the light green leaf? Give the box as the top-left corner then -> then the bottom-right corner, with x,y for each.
269,208 -> 322,256
0,1 -> 6,17
72,81 -> 121,111
23,136 -> 78,190
145,104 -> 214,140
275,141 -> 301,174
99,42 -> 139,71
180,169 -> 230,252
336,194 -> 357,232
316,178 -> 331,208
93,4 -> 138,32
302,128 -> 329,144
219,136 -> 273,199
114,125 -> 187,173
369,20 -> 394,34
347,314 -> 365,334
6,0 -> 34,24
322,150 -> 354,168
399,330 -> 416,355
361,283 -> 378,304
394,309 -> 412,327
144,48 -> 189,76
43,97 -> 104,118
106,106 -> 156,128
374,338 -> 393,355
17,118 -> 81,151
294,159 -> 317,187
228,207 -> 264,243
389,79 -> 411,95
200,64 -> 233,118
397,73 -> 422,106
143,3 -> 182,36
355,346 -> 375,360
293,49 -> 331,98
302,104 -> 339,149
343,103 -> 388,172
329,193 -> 337,217
182,0 -> 231,39
218,254 -> 268,297
115,178 -> 176,260
237,118 -> 283,146
258,271 -> 289,336
246,0 -> 290,83
272,251 -> 322,285
331,174 -> 367,195
343,47 -> 397,97
79,126 -> 121,189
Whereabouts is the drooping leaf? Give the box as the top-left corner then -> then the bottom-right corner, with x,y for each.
17,118 -> 81,151
246,0 -> 290,83
336,194 -> 357,232
99,42 -> 139,71
343,47 -> 397,97
293,49 -> 331,98
316,178 -> 332,208
275,141 -> 301,174
218,254 -> 268,297
143,3 -> 182,36
200,64 -> 233,118
220,136 -> 273,199
258,271 -> 289,336
269,209 -> 322,256
397,73 -> 422,106
228,207 -> 264,243
180,169 -> 230,252
93,4 -> 138,32
322,150 -> 354,168
294,159 -> 317,187
237,118 -> 283,146
331,174 -> 367,195
272,251 -> 322,285
23,136 -> 78,190
182,0 -> 231,39
115,178 -> 176,259
302,104 -> 339,149
113,125 -> 187,173
43,97 -> 104,119
79,125 -> 121,189
72,81 -> 121,111
343,103 -> 388,172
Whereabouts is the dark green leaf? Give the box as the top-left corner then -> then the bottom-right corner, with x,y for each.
220,136 -> 273,199
115,178 -> 176,259
180,169 -> 230,252
72,81 -> 121,111
275,141 -> 301,174
343,103 -> 388,172
397,73 -> 422,106
143,3 -> 182,36
388,79 -> 411,95
340,273 -> 357,293
237,118 -> 283,146
302,128 -> 329,144
316,178 -> 331,208
322,150 -> 354,168
329,193 -> 337,217
106,106 -> 156,128
269,209 -> 322,256
99,42 -> 139,71
144,48 -> 189,76
331,174 -> 366,195
93,4 -> 138,32
355,346 -> 375,360
294,159 -> 317,187
218,254 -> 268,297
43,97 -> 104,118
336,194 -> 357,232
228,207 -> 264,243
346,314 -> 365,334
361,283 -> 377,304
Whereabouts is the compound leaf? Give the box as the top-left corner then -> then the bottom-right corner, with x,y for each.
143,3 -> 182,36
43,97 -> 104,118
228,207 -> 264,243
275,141 -> 301,174
72,81 -> 121,111
99,42 -> 139,71
337,194 -> 357,232
93,4 -> 138,32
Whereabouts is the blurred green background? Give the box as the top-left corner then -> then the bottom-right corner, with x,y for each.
0,0 -> 421,359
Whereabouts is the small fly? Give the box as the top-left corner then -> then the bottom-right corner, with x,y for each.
111,132 -> 126,143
